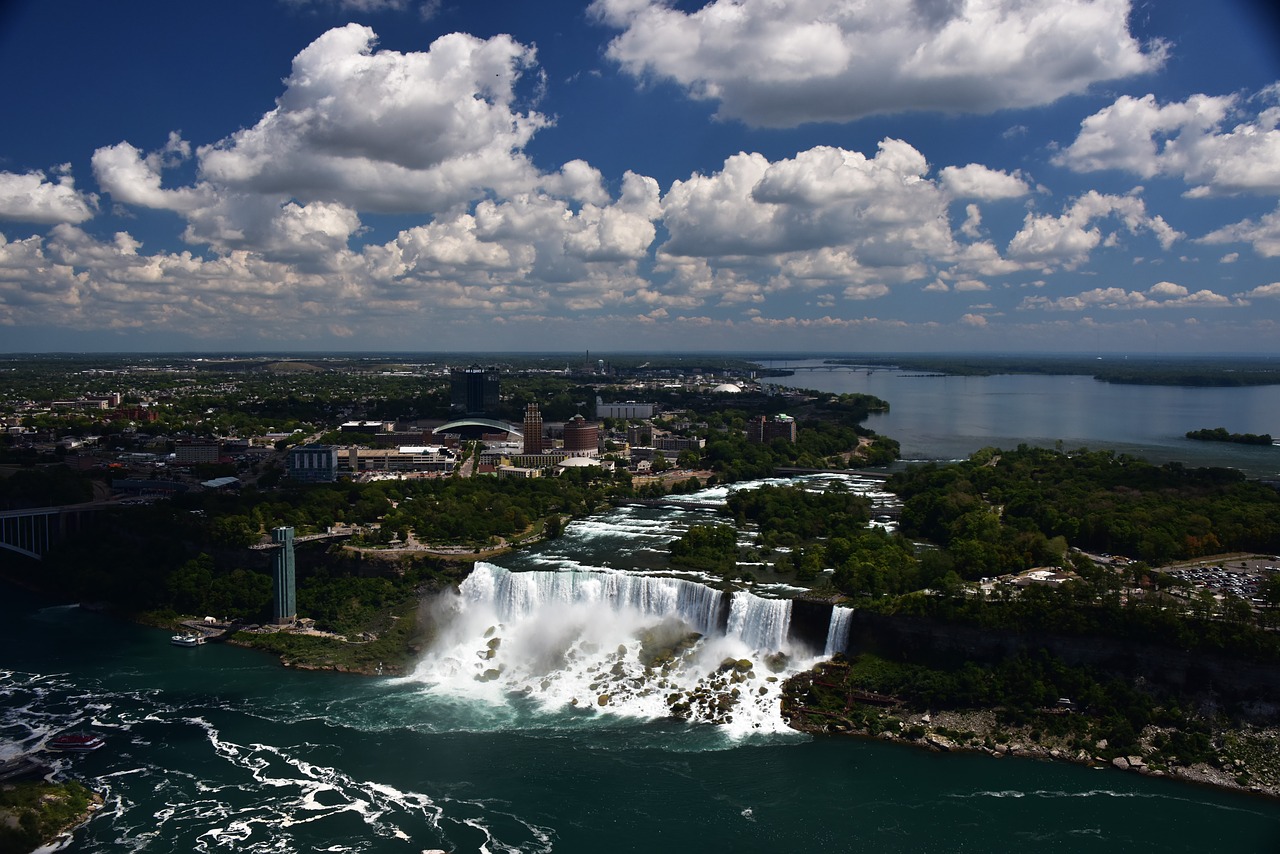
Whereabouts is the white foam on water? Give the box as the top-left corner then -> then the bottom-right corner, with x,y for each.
565,516 -> 677,541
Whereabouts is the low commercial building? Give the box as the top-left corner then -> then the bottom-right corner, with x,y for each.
345,446 -> 454,473
507,452 -> 568,469
595,397 -> 656,420
497,465 -> 541,479
175,441 -> 222,465
340,420 -> 394,434
653,435 -> 704,453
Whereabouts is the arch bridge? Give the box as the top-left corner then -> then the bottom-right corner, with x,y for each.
0,503 -> 100,560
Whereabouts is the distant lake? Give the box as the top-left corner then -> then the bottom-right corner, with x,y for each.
759,361 -> 1280,478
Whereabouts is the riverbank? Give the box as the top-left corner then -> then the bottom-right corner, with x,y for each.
0,779 -> 103,852
782,660 -> 1280,800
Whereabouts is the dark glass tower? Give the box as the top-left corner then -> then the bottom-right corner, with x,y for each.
450,366 -> 500,414
271,526 -> 297,624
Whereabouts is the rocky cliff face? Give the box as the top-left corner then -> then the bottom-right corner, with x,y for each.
847,610 -> 1280,708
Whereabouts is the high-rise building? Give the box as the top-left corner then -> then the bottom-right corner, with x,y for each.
746,414 -> 797,444
271,526 -> 297,624
450,367 -> 501,414
523,403 -> 544,454
563,414 -> 599,456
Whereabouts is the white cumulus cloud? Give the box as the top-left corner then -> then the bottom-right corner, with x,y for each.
1019,281 -> 1239,311
940,164 -> 1029,200
197,25 -> 547,212
591,0 -> 1163,127
1237,282 -> 1280,299
1056,89 -> 1280,196
0,168 -> 97,225
1200,203 -> 1280,257
1007,191 -> 1181,268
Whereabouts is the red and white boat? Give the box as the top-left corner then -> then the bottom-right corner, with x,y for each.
46,733 -> 105,752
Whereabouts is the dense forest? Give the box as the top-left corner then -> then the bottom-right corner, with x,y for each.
890,445 -> 1280,569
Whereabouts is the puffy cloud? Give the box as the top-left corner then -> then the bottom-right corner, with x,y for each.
92,25 -> 552,257
1200,204 -> 1280,257
661,140 -> 953,269
178,196 -> 362,266
1007,191 -> 1181,268
960,313 -> 988,326
197,26 -> 546,212
0,225 -> 340,334
92,133 -> 207,212
953,240 -> 1022,277
591,0 -> 1162,127
1237,282 -> 1280,299
1019,281 -> 1240,311
361,172 -> 661,309
82,23 -> 653,288
939,165 -> 1029,200
540,160 -> 610,206
0,168 -> 97,225
1056,90 -> 1280,195
645,139 -> 1047,306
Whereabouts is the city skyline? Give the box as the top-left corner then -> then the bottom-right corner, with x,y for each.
1,0 -> 1279,353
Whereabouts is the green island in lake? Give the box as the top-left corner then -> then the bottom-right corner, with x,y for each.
1186,427 -> 1275,446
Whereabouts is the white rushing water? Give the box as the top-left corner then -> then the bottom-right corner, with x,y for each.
408,563 -> 831,736
824,605 -> 855,656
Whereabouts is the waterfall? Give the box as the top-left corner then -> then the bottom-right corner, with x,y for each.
824,605 -> 854,656
460,562 -> 725,635
416,563 -> 820,734
725,592 -> 792,651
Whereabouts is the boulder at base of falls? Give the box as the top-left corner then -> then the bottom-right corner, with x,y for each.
763,652 -> 789,673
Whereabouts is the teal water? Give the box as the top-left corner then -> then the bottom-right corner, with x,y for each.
761,363 -> 1280,477
6,477 -> 1280,851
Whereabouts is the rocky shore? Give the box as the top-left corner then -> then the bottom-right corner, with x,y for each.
782,668 -> 1280,800
0,779 -> 103,852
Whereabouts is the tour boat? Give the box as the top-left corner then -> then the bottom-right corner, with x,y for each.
170,633 -> 205,647
47,733 -> 105,752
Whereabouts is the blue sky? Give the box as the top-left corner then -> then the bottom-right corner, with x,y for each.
1,0 -> 1278,353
